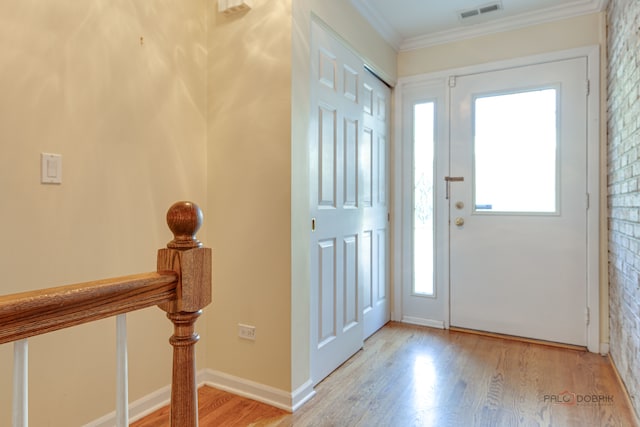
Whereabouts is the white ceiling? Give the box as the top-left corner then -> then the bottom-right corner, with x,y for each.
350,0 -> 607,51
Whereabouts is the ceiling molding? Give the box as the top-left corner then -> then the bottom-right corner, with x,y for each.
351,0 -> 607,53
401,0 -> 605,51
349,0 -> 403,51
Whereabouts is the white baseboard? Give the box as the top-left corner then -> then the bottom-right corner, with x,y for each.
83,383 -> 172,427
402,316 -> 445,329
600,342 -> 610,356
84,369 -> 317,426
200,369 -> 316,412
291,379 -> 316,411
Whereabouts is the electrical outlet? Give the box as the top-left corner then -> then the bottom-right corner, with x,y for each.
238,324 -> 256,340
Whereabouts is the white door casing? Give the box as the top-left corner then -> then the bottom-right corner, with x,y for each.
399,81 -> 449,329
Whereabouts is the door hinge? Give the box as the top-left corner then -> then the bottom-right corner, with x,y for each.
387,212 -> 391,222
448,76 -> 457,88
585,307 -> 590,325
586,79 -> 590,96
586,193 -> 590,210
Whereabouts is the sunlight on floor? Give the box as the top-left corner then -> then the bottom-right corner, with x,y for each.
411,353 -> 438,426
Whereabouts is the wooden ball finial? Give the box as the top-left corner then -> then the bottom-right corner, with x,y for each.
166,201 -> 203,249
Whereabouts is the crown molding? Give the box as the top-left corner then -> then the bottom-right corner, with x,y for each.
350,0 -> 607,53
402,0 -> 606,50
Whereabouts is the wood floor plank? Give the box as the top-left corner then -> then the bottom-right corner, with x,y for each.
133,323 -> 639,427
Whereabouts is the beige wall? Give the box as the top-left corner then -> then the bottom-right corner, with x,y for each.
0,0 -> 208,425
206,0 -> 293,391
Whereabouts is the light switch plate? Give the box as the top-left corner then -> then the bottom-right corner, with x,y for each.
41,153 -> 62,184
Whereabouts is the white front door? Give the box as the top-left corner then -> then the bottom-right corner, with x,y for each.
309,21 -> 390,385
449,58 -> 589,346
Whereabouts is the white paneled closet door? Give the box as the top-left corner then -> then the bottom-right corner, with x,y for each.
361,70 -> 390,340
309,20 -> 390,385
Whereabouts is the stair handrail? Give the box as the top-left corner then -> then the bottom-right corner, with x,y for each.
0,201 -> 212,427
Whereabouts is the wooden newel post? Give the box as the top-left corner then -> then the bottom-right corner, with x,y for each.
157,201 -> 212,427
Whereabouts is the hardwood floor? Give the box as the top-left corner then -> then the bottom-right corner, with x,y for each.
132,322 -> 638,427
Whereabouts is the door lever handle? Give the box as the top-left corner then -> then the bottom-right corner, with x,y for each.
444,176 -> 464,199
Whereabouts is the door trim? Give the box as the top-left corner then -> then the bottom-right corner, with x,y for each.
393,45 -> 602,353
395,81 -> 450,328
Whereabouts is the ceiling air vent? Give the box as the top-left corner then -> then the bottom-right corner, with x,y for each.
459,2 -> 503,20
460,9 -> 480,19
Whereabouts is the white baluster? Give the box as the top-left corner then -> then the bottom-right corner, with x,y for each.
12,339 -> 28,427
116,314 -> 129,427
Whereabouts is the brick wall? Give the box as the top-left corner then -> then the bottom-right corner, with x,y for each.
607,0 -> 640,418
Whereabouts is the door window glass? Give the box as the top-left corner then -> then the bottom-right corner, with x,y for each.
474,88 -> 558,213
414,102 -> 435,296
